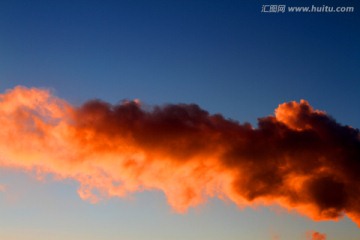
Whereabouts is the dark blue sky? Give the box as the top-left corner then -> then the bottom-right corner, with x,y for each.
0,0 -> 359,124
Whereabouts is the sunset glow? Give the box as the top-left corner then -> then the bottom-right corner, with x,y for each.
1,0 -> 359,239
1,86 -> 359,228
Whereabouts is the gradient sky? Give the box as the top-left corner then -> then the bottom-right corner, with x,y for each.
0,0 -> 359,239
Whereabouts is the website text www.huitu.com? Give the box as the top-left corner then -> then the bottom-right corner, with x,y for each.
261,5 -> 355,13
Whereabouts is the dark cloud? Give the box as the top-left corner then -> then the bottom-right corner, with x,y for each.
1,87 -> 359,226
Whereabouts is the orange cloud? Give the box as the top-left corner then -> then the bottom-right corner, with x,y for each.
0,86 -> 359,226
307,230 -> 327,240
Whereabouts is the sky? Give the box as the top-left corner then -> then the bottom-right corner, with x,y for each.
0,0 -> 359,239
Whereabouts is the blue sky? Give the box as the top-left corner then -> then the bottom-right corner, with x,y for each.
0,0 -> 359,239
